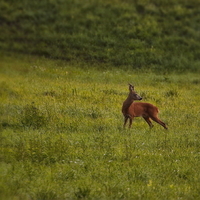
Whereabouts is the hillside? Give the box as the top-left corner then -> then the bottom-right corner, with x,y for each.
0,0 -> 200,72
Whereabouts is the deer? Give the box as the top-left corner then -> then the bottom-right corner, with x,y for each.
122,84 -> 168,129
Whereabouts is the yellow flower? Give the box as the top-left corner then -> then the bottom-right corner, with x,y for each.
147,180 -> 153,187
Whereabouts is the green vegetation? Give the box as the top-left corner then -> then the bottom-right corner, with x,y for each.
0,53 -> 200,199
0,0 -> 200,72
1,0 -> 200,199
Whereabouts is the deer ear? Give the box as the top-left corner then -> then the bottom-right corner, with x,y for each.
128,83 -> 134,91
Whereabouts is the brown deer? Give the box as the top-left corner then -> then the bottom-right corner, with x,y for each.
122,84 -> 168,129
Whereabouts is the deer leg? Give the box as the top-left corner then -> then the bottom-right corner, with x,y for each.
123,116 -> 129,128
143,116 -> 154,128
151,117 -> 168,130
129,117 -> 133,128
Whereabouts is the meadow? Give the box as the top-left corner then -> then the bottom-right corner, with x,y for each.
1,0 -> 200,199
0,53 -> 200,199
1,0 -> 200,72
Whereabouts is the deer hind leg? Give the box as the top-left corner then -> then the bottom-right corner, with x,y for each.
143,116 -> 154,128
151,116 -> 168,130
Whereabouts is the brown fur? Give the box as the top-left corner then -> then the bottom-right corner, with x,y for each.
122,84 -> 168,129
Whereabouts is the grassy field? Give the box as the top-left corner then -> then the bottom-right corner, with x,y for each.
1,1 -> 200,199
0,53 -> 200,199
1,0 -> 200,72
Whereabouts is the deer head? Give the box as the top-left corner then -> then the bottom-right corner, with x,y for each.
128,83 -> 142,101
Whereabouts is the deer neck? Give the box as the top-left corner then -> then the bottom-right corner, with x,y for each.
122,93 -> 134,114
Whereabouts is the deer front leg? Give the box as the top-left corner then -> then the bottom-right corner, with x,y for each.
129,117 -> 133,128
123,116 -> 129,129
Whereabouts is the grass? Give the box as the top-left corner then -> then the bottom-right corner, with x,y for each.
1,0 -> 200,72
0,53 -> 200,199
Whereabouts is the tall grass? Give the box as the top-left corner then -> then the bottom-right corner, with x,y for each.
0,53 -> 200,199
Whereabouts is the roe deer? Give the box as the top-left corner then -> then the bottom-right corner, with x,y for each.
122,84 -> 168,129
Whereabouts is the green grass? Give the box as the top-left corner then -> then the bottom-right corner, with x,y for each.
1,0 -> 200,72
0,53 -> 200,199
